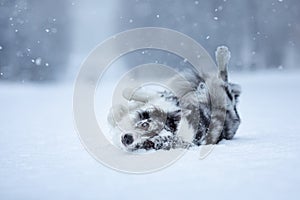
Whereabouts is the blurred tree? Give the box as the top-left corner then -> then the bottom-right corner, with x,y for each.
0,0 -> 72,82
114,0 -> 300,70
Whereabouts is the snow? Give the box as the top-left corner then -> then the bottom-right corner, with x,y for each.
0,70 -> 300,199
35,58 -> 42,66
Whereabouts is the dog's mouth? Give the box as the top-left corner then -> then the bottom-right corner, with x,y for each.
119,110 -> 182,151
121,131 -> 158,147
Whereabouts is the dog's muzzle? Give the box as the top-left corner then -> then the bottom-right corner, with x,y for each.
121,133 -> 134,146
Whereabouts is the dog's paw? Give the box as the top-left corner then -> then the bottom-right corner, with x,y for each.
215,46 -> 231,65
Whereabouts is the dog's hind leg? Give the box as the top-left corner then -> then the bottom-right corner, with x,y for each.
215,46 -> 231,83
215,46 -> 241,141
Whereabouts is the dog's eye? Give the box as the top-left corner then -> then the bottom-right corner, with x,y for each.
141,122 -> 149,129
199,82 -> 206,90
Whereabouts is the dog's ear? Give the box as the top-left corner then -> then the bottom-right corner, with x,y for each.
107,104 -> 127,127
165,110 -> 182,133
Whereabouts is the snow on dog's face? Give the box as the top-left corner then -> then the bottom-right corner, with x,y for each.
108,87 -> 181,152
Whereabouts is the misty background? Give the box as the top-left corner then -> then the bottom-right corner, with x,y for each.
0,0 -> 299,82
1,1 -> 300,199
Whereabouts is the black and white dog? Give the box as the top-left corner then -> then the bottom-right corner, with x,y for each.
108,46 -> 241,152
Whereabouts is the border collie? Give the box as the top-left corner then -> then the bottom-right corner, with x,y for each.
108,46 -> 241,152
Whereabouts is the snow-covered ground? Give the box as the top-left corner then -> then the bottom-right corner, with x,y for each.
0,70 -> 300,200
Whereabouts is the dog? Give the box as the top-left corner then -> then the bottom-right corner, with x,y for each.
108,46 -> 241,152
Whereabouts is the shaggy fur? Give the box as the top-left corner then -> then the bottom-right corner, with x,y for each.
108,46 -> 241,152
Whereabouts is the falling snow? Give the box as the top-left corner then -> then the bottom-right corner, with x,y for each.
51,28 -> 57,33
35,57 -> 42,66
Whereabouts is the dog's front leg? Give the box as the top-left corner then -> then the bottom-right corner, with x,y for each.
141,135 -> 190,150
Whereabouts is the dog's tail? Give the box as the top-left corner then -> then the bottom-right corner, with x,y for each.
215,46 -> 231,82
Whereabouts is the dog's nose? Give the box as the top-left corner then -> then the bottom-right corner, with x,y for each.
121,134 -> 134,146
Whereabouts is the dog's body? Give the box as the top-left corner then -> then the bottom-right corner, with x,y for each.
108,46 -> 241,152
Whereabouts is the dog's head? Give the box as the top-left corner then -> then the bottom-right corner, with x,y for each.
108,87 -> 184,152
